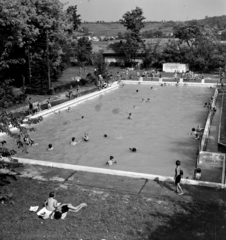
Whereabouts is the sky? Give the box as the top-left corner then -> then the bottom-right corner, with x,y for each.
60,0 -> 226,22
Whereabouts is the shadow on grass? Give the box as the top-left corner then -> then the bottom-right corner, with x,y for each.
144,201 -> 226,240
154,177 -> 175,192
137,181 -> 226,240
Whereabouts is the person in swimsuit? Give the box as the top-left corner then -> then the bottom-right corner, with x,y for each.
127,113 -> 132,119
71,137 -> 81,145
28,97 -> 33,114
189,128 -> 200,140
106,156 -> 117,165
47,144 -> 54,151
47,98 -> 51,109
37,192 -> 59,219
53,203 -> 87,220
174,160 -> 184,195
129,147 -> 137,152
83,132 -> 89,142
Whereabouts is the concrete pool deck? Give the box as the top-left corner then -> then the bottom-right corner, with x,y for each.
2,163 -> 226,205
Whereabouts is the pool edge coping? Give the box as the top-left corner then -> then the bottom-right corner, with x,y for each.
16,157 -> 226,189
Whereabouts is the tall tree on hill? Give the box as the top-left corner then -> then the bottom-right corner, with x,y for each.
119,7 -> 145,67
76,37 -> 93,67
66,5 -> 81,32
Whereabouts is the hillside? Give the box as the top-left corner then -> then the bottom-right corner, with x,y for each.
80,15 -> 226,37
80,21 -> 175,37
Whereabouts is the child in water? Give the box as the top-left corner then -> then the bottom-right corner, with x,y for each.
47,144 -> 54,151
106,156 -> 117,165
71,137 -> 81,146
83,133 -> 89,142
127,113 -> 132,119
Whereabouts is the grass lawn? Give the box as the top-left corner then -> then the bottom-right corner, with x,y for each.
1,176 -> 226,240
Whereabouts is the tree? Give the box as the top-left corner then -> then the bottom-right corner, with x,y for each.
92,50 -> 108,76
119,7 -> 145,66
0,0 -> 78,89
121,32 -> 144,66
66,5 -> 81,31
142,41 -> 161,68
120,7 -> 145,38
76,37 -> 92,66
117,32 -> 124,39
173,21 -> 204,49
221,31 -> 226,41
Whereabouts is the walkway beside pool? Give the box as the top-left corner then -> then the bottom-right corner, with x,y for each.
3,163 -> 226,204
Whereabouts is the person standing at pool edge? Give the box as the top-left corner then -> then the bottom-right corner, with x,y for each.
174,160 -> 184,195
28,97 -> 33,114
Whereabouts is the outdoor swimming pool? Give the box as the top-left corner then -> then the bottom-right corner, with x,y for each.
4,84 -> 214,177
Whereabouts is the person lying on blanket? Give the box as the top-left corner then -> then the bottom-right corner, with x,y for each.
53,203 -> 87,220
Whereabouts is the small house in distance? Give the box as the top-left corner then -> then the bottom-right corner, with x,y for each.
163,63 -> 189,73
102,49 -> 144,67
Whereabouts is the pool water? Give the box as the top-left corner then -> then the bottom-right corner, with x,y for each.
5,85 -> 214,177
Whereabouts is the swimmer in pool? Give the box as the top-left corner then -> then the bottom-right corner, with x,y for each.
106,156 -> 117,165
127,113 -> 132,119
104,134 -> 108,138
141,98 -> 144,102
0,140 -> 6,146
30,138 -> 38,146
129,147 -> 137,152
196,126 -> 204,132
83,132 -> 89,142
189,128 -> 200,140
47,144 -> 54,151
146,98 -> 150,102
66,107 -> 71,112
54,110 -> 61,114
136,90 -> 139,93
71,137 -> 81,146
23,137 -> 38,146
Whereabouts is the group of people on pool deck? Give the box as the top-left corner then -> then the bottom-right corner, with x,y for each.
37,192 -> 87,220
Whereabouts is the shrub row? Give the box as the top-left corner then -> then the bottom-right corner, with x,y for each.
25,78 -> 93,95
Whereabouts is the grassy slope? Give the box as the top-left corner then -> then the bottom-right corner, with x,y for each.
0,177 -> 226,240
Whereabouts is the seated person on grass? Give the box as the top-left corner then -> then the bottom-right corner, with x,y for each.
37,192 -> 59,219
53,203 -> 87,220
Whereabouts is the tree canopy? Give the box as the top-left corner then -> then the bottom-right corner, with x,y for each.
120,7 -> 145,38
119,7 -> 145,66
0,0 -> 82,88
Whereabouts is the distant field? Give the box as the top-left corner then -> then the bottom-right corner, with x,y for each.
91,38 -> 173,53
81,22 -> 174,37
